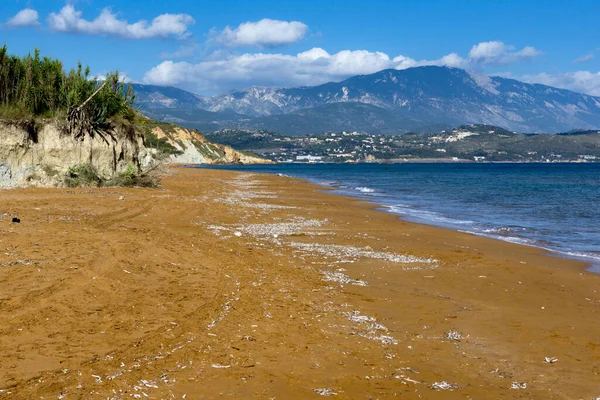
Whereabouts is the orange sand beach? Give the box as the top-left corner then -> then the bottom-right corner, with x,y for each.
0,167 -> 599,399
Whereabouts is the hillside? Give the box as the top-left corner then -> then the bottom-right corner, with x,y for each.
204,125 -> 600,163
133,66 -> 600,134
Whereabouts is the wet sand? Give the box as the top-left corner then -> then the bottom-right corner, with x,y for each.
0,167 -> 599,399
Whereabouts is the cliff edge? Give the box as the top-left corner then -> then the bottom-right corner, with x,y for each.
0,118 -> 271,188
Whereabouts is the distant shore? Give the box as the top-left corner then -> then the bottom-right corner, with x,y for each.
1,167 -> 599,398
279,158 -> 600,164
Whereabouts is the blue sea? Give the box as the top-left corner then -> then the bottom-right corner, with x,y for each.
198,163 -> 600,271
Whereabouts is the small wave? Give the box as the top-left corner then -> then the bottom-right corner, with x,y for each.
313,180 -> 341,188
467,230 -> 564,254
481,226 -> 533,236
387,205 -> 474,226
355,186 -> 376,193
559,250 -> 600,262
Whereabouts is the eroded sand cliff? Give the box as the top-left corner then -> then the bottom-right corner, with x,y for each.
0,119 -> 270,187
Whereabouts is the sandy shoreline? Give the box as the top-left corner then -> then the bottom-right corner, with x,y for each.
1,167 -> 599,399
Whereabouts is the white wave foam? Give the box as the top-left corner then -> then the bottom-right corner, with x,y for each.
355,186 -> 376,193
387,205 -> 474,225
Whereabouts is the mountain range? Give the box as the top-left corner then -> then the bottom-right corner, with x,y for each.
133,66 -> 600,135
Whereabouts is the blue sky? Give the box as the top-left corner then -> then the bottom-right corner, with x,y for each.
2,0 -> 599,95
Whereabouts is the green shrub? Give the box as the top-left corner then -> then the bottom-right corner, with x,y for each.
64,164 -> 102,187
0,45 -> 135,122
106,164 -> 159,188
64,163 -> 159,188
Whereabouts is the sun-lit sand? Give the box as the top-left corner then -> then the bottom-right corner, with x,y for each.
1,166 -> 599,399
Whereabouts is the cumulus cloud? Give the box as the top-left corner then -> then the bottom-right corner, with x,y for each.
468,41 -> 541,64
47,5 -> 194,39
144,40 -> 543,93
521,71 -> 600,96
144,47 -> 467,92
6,8 -> 39,27
214,19 -> 308,47
574,52 -> 594,64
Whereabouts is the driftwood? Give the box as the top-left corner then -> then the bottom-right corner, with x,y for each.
67,82 -> 115,145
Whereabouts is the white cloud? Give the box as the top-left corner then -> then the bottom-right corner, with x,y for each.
214,19 -> 308,47
468,41 -> 541,64
574,52 -> 594,64
6,8 -> 39,27
144,41 -> 543,94
144,47 -> 467,92
47,5 -> 194,39
521,71 -> 600,96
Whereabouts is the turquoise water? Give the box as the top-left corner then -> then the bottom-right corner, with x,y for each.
198,163 -> 600,270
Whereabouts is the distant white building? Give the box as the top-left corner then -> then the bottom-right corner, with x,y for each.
296,155 -> 323,162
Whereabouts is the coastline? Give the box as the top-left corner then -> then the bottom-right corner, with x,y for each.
1,166 -> 599,398
196,163 -> 600,273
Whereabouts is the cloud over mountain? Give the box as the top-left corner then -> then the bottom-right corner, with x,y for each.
144,41 -> 542,93
521,71 -> 600,96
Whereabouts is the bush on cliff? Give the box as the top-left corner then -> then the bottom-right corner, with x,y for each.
0,45 -> 134,124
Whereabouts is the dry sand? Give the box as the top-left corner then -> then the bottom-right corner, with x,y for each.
0,167 -> 599,399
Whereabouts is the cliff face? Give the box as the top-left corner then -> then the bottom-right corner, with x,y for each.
150,125 -> 271,165
0,120 -> 151,187
0,120 -> 271,187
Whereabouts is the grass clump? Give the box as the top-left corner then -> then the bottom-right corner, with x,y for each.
64,164 -> 103,187
105,163 -> 161,187
64,163 -> 161,188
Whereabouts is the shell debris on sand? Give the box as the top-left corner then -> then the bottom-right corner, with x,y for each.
314,388 -> 337,396
443,330 -> 466,341
511,382 -> 527,389
344,310 -> 398,345
288,242 -> 438,269
321,270 -> 368,286
237,218 -> 328,237
430,381 -> 461,390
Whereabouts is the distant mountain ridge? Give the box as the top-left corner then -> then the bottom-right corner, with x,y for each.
133,66 -> 600,134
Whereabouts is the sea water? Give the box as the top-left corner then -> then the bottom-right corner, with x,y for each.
198,163 -> 600,271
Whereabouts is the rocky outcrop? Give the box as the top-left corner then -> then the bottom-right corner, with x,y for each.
0,119 -> 271,187
150,125 -> 272,165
